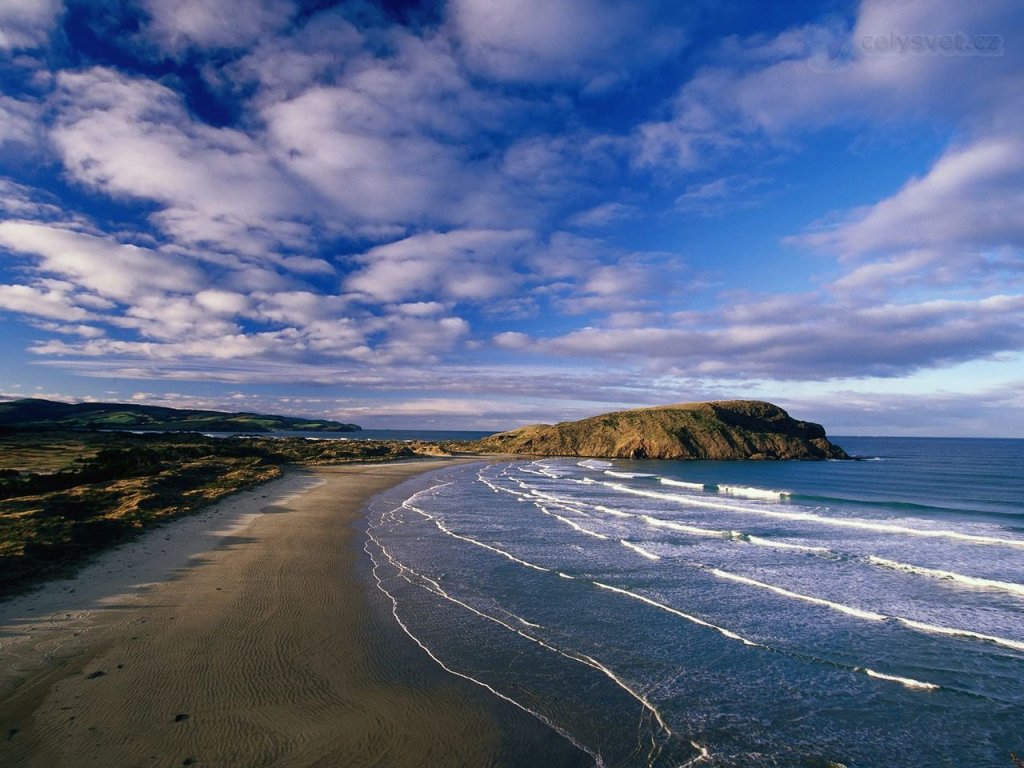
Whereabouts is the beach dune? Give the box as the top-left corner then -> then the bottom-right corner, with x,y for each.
0,462 -> 586,768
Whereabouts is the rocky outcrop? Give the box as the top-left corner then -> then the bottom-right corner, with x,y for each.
471,400 -> 848,460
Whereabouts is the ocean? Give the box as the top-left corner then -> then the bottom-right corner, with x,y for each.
364,437 -> 1024,767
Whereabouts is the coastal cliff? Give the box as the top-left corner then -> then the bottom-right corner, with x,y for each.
471,400 -> 848,460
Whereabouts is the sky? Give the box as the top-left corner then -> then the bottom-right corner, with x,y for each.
0,0 -> 1022,435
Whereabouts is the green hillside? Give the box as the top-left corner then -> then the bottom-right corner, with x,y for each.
0,398 -> 361,433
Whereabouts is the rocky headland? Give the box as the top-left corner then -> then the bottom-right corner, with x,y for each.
470,400 -> 848,460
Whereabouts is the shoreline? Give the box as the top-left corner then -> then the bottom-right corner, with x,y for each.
0,458 -> 588,767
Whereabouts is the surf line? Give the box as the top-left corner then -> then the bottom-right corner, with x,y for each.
363,534 -> 604,767
369,532 -> 675,749
601,481 -> 1024,550
642,516 -> 831,554
592,581 -> 763,648
867,556 -> 1024,598
402,500 -> 550,572
709,568 -> 1024,653
534,503 -> 610,540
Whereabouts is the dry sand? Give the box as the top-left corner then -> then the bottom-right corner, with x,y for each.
0,460 -> 588,767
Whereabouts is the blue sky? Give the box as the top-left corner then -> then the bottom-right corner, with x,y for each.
0,0 -> 1022,434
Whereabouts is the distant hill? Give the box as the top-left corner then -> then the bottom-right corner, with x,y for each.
0,398 -> 361,433
471,400 -> 847,460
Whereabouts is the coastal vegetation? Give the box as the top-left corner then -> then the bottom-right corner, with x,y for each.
0,398 -> 845,596
0,398 -> 361,433
0,429 -> 432,596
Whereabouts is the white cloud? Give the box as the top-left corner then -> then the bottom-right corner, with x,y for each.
260,30 -> 522,231
449,0 -> 685,84
528,293 -> 1024,380
0,221 -> 205,302
0,0 -> 61,51
51,67 -> 310,256
802,136 -> 1024,258
346,229 -> 534,304
0,283 -> 90,321
141,0 -> 294,52
637,0 -> 1024,169
0,96 -> 40,147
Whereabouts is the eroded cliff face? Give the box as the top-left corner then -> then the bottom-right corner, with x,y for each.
472,400 -> 848,460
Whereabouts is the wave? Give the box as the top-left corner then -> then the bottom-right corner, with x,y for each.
708,567 -> 1024,653
403,500 -> 551,572
605,470 -> 656,479
717,484 -> 791,501
535,504 -> 610,540
600,481 -> 1024,550
861,668 -> 939,690
898,618 -> 1024,653
595,504 -> 636,519
578,459 -> 614,469
363,535 -> 604,766
659,478 -> 706,491
372,532 -> 674,738
660,477 -> 790,500
620,539 -> 661,560
746,535 -> 831,554
867,556 -> 1024,598
593,581 -> 762,647
642,515 -> 729,538
709,568 -> 886,621
642,516 -> 830,554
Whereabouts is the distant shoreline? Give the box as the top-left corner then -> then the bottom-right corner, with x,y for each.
0,460 -> 588,767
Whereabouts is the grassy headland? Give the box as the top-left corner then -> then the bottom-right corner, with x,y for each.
0,397 -> 361,433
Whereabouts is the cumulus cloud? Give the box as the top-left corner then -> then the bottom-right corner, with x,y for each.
809,136 -> 1024,256
0,221 -> 204,302
637,0 -> 1023,168
51,67 -> 310,256
525,293 -> 1024,380
140,0 -> 295,52
0,283 -> 90,321
346,229 -> 534,304
0,0 -> 61,51
448,0 -> 686,85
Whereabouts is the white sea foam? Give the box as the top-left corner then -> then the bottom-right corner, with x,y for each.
897,618 -> 1024,653
642,514 -> 830,554
867,556 -> 1024,597
594,504 -> 635,518
717,484 -> 791,501
682,741 -> 712,766
476,473 -> 530,498
578,459 -> 614,469
593,581 -> 762,647
403,500 -> 551,572
374,531 -> 673,737
746,535 -> 831,554
364,536 -> 605,766
709,568 -> 887,621
861,668 -> 940,690
642,515 -> 726,538
530,461 -> 562,479
659,478 -> 706,491
605,470 -> 655,479
536,504 -> 610,540
620,539 -> 661,560
601,481 -> 1024,550
710,567 -> 1024,653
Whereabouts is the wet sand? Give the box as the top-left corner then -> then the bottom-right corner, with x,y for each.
0,461 -> 588,767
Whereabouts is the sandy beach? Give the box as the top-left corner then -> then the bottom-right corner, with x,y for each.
0,460 -> 588,768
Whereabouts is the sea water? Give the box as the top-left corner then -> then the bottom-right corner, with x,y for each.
364,438 -> 1024,767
